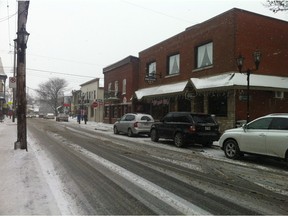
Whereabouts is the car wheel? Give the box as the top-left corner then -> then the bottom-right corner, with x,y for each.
150,129 -> 159,142
174,133 -> 185,148
127,128 -> 134,137
113,126 -> 119,134
224,139 -> 241,159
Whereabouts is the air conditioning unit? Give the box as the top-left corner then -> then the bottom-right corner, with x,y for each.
275,91 -> 284,99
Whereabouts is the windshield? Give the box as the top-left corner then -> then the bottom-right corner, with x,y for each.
191,114 -> 215,124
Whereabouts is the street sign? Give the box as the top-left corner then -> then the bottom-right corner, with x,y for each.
91,101 -> 98,108
9,77 -> 17,88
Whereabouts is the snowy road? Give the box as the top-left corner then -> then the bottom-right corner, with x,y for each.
27,118 -> 288,215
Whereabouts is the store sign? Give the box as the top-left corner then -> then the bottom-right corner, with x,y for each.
185,91 -> 196,100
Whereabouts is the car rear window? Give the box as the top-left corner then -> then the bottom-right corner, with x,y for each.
141,116 -> 152,121
191,114 -> 215,124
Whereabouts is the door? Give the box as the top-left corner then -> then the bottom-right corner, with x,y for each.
239,117 -> 273,155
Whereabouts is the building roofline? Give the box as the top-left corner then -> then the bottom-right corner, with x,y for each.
103,55 -> 139,73
80,78 -> 100,86
139,7 -> 288,54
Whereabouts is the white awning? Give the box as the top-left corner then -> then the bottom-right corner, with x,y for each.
135,81 -> 188,100
191,73 -> 288,91
135,73 -> 288,100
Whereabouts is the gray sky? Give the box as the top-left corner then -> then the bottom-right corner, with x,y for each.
0,0 -> 287,95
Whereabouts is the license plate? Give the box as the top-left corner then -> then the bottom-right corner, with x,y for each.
205,126 -> 211,131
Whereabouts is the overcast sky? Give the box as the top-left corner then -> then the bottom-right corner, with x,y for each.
0,0 -> 287,95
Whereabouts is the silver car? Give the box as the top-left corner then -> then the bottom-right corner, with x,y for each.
113,113 -> 154,137
219,113 -> 288,164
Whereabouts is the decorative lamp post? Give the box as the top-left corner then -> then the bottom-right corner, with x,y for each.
16,25 -> 29,151
236,50 -> 262,123
17,26 -> 30,63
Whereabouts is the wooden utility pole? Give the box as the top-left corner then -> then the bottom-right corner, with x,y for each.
15,0 -> 29,151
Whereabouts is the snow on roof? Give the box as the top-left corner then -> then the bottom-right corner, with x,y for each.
191,73 -> 288,91
135,73 -> 288,99
135,81 -> 187,100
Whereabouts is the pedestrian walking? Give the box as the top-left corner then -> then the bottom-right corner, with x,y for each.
77,109 -> 81,124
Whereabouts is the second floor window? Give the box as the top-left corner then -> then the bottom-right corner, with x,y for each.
168,54 -> 180,75
108,82 -> 112,93
115,81 -> 119,96
196,42 -> 213,68
122,79 -> 126,94
148,62 -> 156,77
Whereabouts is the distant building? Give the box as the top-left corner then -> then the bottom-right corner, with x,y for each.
0,57 -> 8,117
103,56 -> 139,124
78,78 -> 104,122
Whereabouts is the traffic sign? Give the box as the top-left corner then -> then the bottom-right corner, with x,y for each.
91,101 -> 98,108
9,77 -> 17,88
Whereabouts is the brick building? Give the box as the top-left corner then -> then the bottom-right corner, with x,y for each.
133,8 -> 288,131
103,56 -> 139,124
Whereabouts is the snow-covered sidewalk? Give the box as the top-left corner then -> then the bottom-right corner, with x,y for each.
0,118 -> 61,215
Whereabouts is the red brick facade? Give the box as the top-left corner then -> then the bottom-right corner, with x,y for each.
104,8 -> 288,131
103,56 -> 139,124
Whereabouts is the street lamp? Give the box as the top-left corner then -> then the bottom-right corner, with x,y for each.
236,50 -> 262,123
16,25 -> 29,151
17,26 -> 29,63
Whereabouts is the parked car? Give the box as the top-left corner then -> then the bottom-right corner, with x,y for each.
150,112 -> 220,148
44,113 -> 55,119
56,113 -> 69,122
113,113 -> 154,137
219,113 -> 288,164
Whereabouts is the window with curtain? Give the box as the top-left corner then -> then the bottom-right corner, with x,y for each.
114,81 -> 118,97
148,62 -> 156,77
122,79 -> 126,94
168,54 -> 180,75
196,42 -> 213,68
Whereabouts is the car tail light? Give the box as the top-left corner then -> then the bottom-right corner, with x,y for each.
189,125 -> 196,133
134,122 -> 139,128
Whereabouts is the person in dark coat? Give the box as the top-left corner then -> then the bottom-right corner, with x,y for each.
83,110 -> 88,124
77,109 -> 81,124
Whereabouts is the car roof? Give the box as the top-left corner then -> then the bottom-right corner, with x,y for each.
265,113 -> 288,117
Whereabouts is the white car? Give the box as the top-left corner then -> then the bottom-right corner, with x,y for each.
44,113 -> 55,119
219,113 -> 288,164
113,113 -> 154,137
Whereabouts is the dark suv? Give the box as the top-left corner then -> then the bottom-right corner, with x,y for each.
150,112 -> 220,148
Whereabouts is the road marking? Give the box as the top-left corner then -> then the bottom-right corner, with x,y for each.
65,140 -> 211,215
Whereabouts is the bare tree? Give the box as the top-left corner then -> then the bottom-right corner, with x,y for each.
36,77 -> 68,115
266,0 -> 288,12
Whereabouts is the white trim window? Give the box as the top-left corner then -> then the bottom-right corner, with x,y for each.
168,54 -> 180,75
108,82 -> 112,93
148,62 -> 156,77
275,91 -> 284,99
122,79 -> 126,94
197,42 -> 213,68
114,81 -> 118,97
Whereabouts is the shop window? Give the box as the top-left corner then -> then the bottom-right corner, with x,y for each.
208,93 -> 227,116
168,54 -> 180,75
196,42 -> 213,69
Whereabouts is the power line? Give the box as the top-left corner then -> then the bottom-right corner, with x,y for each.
26,68 -> 98,78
